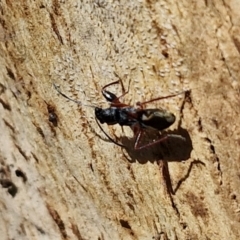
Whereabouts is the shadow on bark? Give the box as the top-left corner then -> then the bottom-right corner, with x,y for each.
120,127 -> 193,164
119,127 -> 201,196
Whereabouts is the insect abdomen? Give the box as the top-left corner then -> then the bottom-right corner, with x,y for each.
140,109 -> 175,131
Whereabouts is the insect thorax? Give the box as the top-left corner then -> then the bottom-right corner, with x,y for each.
95,106 -> 137,126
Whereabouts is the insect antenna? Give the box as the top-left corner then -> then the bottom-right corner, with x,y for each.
53,83 -> 127,148
53,83 -> 96,108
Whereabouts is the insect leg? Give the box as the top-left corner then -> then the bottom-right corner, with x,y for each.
101,80 -> 121,102
95,117 -> 126,148
135,133 -> 168,150
137,90 -> 190,108
101,73 -> 131,106
132,124 -> 185,150
131,124 -> 159,150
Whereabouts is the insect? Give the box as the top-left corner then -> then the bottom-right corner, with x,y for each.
53,78 -> 187,150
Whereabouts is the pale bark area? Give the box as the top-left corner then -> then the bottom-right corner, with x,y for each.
0,0 -> 240,239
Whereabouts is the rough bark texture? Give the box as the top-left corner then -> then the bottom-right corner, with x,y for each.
1,1 -> 240,239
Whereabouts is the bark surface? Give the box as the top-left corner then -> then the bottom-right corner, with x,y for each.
0,1 -> 240,239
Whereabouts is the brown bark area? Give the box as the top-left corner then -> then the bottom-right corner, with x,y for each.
0,0 -> 240,239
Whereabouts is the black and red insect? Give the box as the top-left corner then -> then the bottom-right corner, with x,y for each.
53,78 -> 186,150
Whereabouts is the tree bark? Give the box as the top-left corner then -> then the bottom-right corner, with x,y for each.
1,1 -> 240,239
